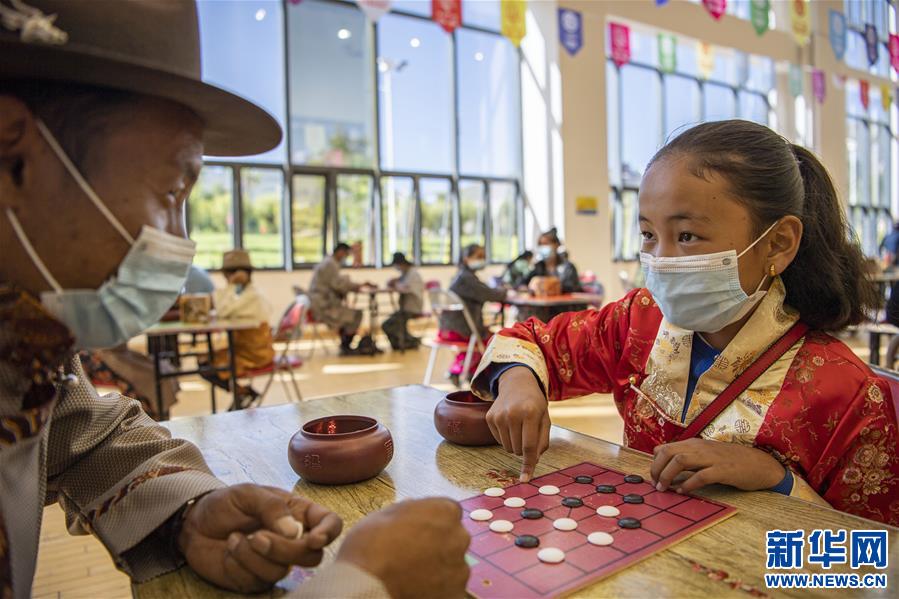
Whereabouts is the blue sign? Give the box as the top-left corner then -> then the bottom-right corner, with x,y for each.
829,10 -> 847,60
808,529 -> 848,569
767,530 -> 805,569
850,530 -> 888,569
866,24 -> 879,66
558,8 -> 582,56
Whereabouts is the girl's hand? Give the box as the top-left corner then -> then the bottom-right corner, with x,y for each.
650,438 -> 786,494
486,366 -> 551,482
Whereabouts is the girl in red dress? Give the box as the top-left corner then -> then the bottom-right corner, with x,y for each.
472,120 -> 899,526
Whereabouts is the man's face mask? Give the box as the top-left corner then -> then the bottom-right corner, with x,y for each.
5,119 -> 195,349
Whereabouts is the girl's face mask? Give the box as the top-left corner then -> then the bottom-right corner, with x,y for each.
5,119 -> 195,349
639,221 -> 779,333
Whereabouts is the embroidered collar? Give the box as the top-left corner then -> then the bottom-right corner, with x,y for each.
0,285 -> 74,409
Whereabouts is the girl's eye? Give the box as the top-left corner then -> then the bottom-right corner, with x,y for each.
640,231 -> 654,241
678,232 -> 697,243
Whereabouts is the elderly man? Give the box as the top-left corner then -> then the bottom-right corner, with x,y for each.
308,242 -> 367,355
0,1 -> 468,597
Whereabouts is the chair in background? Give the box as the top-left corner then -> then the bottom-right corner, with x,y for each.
243,294 -> 308,405
289,285 -> 332,358
423,286 -> 485,387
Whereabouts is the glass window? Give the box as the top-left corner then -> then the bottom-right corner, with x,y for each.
873,124 -> 891,208
708,48 -> 738,85
459,179 -> 486,249
607,63 -> 621,187
620,65 -> 662,184
463,0 -> 500,30
745,55 -> 774,93
188,166 -> 234,270
240,168 -> 284,268
380,176 -> 415,264
489,181 -> 518,263
703,83 -> 736,122
197,0 -> 286,163
664,74 -> 700,141
675,38 -> 698,77
628,30 -> 656,66
378,14 -> 453,172
457,29 -> 522,177
292,174 -> 326,265
420,178 -> 453,264
613,189 -> 640,261
848,119 -> 872,207
337,174 -> 374,265
288,0 -> 375,167
738,91 -> 769,125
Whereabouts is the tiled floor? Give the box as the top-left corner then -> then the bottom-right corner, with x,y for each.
31,327 -> 870,597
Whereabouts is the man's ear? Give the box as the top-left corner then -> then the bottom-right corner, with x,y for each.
0,95 -> 39,209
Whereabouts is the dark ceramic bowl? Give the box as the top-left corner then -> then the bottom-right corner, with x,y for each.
433,390 -> 498,446
288,415 -> 393,484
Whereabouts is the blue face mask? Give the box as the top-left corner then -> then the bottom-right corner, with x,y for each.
468,259 -> 486,271
5,119 -> 195,350
639,221 -> 778,333
536,245 -> 554,260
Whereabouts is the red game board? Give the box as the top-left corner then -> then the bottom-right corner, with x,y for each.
461,462 -> 736,598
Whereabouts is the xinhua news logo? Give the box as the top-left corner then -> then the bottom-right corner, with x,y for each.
764,529 -> 889,589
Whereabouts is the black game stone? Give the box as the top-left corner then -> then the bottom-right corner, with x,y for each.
618,517 -> 642,529
595,484 -> 616,494
574,475 -> 594,484
622,493 -> 644,504
521,508 -> 544,520
561,497 -> 584,508
623,474 -> 644,484
515,534 -> 540,549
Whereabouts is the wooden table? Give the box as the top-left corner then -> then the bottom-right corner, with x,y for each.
134,386 -> 897,598
145,319 -> 260,420
507,292 -> 605,323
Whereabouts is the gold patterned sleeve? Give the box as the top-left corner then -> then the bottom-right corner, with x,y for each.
471,290 -> 645,402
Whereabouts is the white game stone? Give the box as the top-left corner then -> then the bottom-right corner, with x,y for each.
489,519 -> 514,533
595,505 -> 621,518
484,487 -> 505,497
538,485 -> 560,495
553,517 -> 578,531
503,497 -> 526,508
537,547 -> 565,564
469,509 -> 493,521
587,532 -> 614,546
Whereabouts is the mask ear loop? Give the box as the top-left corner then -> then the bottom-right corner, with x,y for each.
738,220 -> 781,294
5,208 -> 63,293
35,119 -> 135,246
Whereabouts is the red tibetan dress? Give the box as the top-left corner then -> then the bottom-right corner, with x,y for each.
470,278 -> 899,526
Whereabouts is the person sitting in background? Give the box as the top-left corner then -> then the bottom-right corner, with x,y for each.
309,242 -> 366,355
524,227 -> 583,293
184,262 -> 215,294
382,252 -> 423,351
439,244 -> 509,387
200,249 -> 274,408
502,250 -> 534,289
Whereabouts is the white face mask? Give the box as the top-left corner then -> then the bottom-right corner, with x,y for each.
537,245 -> 554,260
467,259 -> 486,271
5,119 -> 196,349
639,221 -> 779,333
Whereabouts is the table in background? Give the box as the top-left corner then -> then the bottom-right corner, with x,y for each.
506,292 -> 604,322
133,385 -> 896,598
144,319 -> 259,420
351,286 -> 397,335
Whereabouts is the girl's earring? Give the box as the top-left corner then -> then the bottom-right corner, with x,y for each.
769,264 -> 777,277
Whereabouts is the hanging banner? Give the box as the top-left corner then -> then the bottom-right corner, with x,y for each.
790,0 -> 810,46
655,0 -> 670,5
812,69 -> 826,103
609,22 -> 631,67
658,33 -> 677,73
890,34 -> 899,74
829,10 -> 847,60
788,64 -> 803,98
356,0 -> 391,22
432,0 -> 462,34
860,80 -> 870,110
865,24 -> 879,66
558,8 -> 582,56
881,84 -> 892,110
703,0 -> 726,21
698,42 -> 715,79
750,0 -> 769,36
500,0 -> 527,47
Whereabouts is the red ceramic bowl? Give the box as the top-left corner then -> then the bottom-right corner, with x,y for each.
433,390 -> 499,446
288,415 -> 394,484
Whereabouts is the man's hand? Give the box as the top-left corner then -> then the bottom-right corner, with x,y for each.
485,366 -> 551,482
650,438 -> 787,494
337,498 -> 470,599
178,484 -> 342,593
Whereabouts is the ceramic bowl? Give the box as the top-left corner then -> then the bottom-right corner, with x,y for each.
288,415 -> 393,484
433,390 -> 498,446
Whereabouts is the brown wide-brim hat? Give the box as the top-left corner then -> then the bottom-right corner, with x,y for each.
222,249 -> 253,271
0,0 -> 281,156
